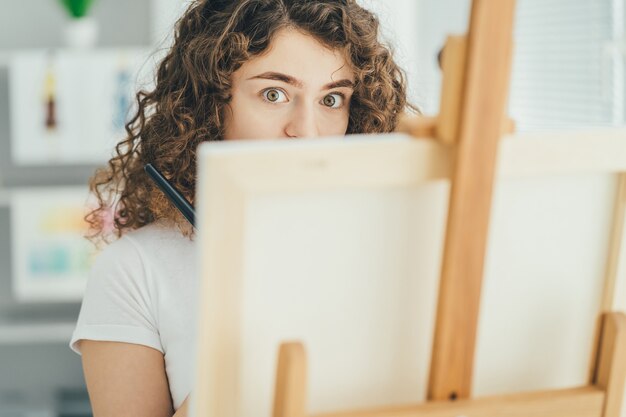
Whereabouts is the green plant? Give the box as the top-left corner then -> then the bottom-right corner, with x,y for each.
59,0 -> 94,19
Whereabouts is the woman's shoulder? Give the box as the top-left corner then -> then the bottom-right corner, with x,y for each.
125,220 -> 191,246
94,221 -> 194,271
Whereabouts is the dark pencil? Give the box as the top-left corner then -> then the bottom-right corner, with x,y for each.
144,163 -> 196,228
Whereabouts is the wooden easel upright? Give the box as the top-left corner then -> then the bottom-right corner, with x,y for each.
269,0 -> 626,416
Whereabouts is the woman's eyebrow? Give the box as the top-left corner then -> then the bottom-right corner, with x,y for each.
248,72 -> 303,88
323,79 -> 354,90
247,71 -> 354,90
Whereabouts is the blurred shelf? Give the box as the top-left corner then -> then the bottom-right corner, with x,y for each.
0,190 -> 10,207
0,322 -> 74,345
0,52 -> 10,66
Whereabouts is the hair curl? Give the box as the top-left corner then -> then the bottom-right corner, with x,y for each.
86,0 -> 415,246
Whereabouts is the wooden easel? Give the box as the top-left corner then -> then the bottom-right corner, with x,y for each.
269,0 -> 626,416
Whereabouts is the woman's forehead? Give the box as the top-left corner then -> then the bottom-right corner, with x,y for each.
234,28 -> 354,88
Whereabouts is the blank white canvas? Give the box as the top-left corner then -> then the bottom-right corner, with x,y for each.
238,185 -> 449,415
195,135 -> 619,416
475,173 -> 615,395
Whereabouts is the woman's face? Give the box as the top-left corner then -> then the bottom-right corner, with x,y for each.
223,28 -> 355,140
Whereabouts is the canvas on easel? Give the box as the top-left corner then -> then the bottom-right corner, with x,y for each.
192,130 -> 626,417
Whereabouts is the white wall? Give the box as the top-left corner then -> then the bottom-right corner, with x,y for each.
360,0 -> 471,114
151,0 -> 194,47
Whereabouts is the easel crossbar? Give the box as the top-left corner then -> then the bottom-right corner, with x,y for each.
200,129 -> 626,195
310,387 -> 604,417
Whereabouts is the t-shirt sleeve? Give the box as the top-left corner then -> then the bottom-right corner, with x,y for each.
69,235 -> 163,355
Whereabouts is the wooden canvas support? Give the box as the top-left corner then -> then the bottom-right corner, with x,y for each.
395,111 -> 514,141
594,313 -> 626,417
269,313 -> 626,417
273,343 -> 307,417
601,175 -> 626,313
590,174 -> 626,382
427,0 -> 516,401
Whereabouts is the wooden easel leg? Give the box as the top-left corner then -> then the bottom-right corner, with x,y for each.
589,175 -> 626,383
600,175 -> 626,313
593,312 -> 626,417
272,342 -> 308,417
427,0 -> 516,401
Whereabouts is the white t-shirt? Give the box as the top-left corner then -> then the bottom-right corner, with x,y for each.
70,221 -> 198,411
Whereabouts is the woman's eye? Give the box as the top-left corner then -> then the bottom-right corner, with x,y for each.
322,93 -> 344,109
262,88 -> 288,103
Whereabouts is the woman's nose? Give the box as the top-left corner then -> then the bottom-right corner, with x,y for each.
284,102 -> 319,139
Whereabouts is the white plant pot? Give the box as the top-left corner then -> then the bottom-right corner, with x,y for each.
64,17 -> 99,49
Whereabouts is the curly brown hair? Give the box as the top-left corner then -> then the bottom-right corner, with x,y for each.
86,0 -> 414,245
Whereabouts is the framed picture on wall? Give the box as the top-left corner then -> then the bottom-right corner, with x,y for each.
8,48 -> 152,165
10,187 -> 100,302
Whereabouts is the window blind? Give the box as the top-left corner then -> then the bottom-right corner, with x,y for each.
510,0 -> 622,131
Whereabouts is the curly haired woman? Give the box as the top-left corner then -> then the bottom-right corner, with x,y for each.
69,0 -> 413,415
